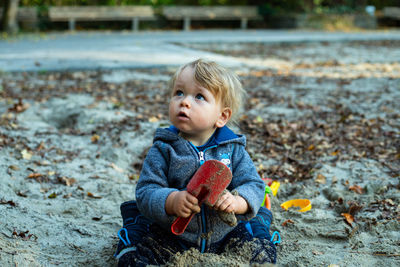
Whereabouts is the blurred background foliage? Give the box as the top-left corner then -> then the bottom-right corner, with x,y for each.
18,0 -> 400,12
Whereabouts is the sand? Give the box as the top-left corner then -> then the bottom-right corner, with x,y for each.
0,39 -> 399,266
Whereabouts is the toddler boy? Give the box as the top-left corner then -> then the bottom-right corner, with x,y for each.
115,59 -> 276,266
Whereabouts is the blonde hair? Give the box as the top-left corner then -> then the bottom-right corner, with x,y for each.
169,59 -> 245,122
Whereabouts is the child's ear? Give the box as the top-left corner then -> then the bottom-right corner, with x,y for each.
216,108 -> 232,128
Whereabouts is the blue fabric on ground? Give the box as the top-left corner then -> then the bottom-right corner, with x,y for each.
249,207 -> 273,241
114,200 -> 151,260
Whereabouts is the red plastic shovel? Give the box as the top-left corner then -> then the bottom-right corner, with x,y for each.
171,160 -> 232,235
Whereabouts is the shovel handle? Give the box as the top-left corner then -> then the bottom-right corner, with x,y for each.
171,213 -> 196,235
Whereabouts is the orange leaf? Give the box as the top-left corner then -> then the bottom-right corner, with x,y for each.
91,134 -> 100,143
307,144 -> 315,151
341,213 -> 354,226
87,192 -> 102,199
349,185 -> 363,194
282,219 -> 295,227
28,173 -> 43,178
330,150 -> 339,156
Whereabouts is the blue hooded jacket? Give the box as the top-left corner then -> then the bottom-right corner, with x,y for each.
135,125 -> 265,251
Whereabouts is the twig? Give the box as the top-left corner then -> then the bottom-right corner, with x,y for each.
350,251 -> 400,257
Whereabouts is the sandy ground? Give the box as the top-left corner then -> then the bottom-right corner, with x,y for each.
0,38 -> 399,266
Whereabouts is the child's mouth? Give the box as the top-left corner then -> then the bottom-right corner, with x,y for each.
178,111 -> 189,119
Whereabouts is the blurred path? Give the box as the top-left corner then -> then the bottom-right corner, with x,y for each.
1,30 -> 400,72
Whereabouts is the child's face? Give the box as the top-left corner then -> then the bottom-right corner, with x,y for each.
169,66 -> 230,145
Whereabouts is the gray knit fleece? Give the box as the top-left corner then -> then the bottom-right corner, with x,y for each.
135,127 -> 265,248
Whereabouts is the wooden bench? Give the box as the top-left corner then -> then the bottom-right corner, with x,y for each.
162,6 -> 262,31
0,7 -> 38,30
383,7 -> 400,20
48,6 -> 155,31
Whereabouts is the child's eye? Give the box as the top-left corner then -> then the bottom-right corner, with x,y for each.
195,94 -> 205,101
175,90 -> 184,97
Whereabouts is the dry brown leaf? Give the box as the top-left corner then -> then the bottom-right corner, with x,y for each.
282,219 -> 295,227
28,173 -> 43,179
315,173 -> 326,184
87,192 -> 102,199
91,134 -> 100,143
58,177 -> 77,186
349,185 -> 363,194
330,150 -> 339,156
36,141 -> 45,151
8,165 -> 20,171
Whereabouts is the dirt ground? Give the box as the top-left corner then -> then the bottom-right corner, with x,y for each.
0,39 -> 399,266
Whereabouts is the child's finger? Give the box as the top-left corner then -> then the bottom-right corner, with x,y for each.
190,204 -> 201,213
187,194 -> 199,206
179,207 -> 192,218
218,199 -> 232,211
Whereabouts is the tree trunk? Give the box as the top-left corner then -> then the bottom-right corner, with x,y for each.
1,0 -> 20,34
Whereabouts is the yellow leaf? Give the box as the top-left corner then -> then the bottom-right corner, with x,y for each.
149,116 -> 159,122
307,144 -> 315,151
315,173 -> 326,184
91,134 -> 100,143
331,150 -> 339,156
21,149 -> 32,160
48,192 -> 57,199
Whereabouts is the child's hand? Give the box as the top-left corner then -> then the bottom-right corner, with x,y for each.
166,191 -> 201,218
214,191 -> 248,215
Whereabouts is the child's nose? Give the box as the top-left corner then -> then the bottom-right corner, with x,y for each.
180,96 -> 191,108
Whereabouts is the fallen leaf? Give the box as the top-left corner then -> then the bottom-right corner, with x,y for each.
8,165 -> 19,171
315,173 -> 326,184
8,99 -> 29,113
110,163 -> 124,173
308,144 -> 315,151
349,185 -> 363,194
341,213 -> 354,227
0,199 -> 17,207
385,199 -> 395,206
48,192 -> 57,199
21,149 -> 32,160
348,202 -> 363,215
128,174 -> 139,180
282,219 -> 295,227
58,177 -> 76,186
91,134 -> 100,143
16,191 -> 28,197
149,116 -> 159,122
330,150 -> 339,156
12,229 -> 36,241
87,192 -> 102,199
36,141 -> 45,151
28,173 -> 43,178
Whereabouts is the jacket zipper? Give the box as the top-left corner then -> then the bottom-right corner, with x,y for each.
189,144 -> 217,253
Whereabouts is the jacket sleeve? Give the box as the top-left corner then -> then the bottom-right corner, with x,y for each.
230,143 -> 265,221
135,141 -> 178,225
